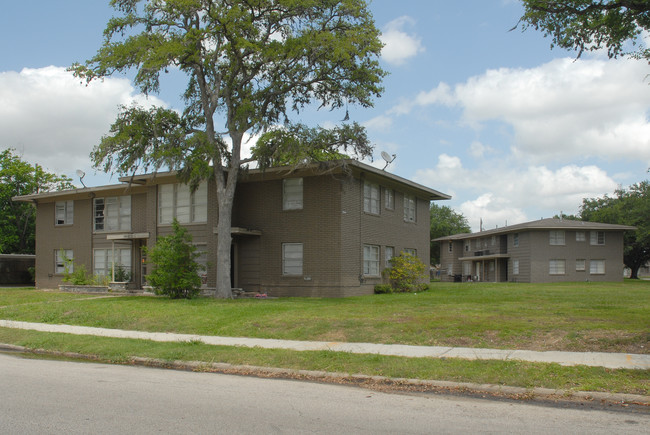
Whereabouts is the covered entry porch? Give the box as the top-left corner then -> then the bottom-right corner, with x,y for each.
459,253 -> 510,283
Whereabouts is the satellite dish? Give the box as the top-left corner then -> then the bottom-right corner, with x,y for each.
76,169 -> 87,188
380,151 -> 396,171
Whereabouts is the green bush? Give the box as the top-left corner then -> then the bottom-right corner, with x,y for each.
145,219 -> 203,299
374,284 -> 393,294
113,265 -> 132,282
63,264 -> 94,285
387,252 -> 427,293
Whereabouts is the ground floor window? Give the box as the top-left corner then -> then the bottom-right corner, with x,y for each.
549,259 -> 565,275
363,244 -> 380,276
94,248 -> 132,280
403,248 -> 416,256
282,243 -> 303,276
590,260 -> 605,275
55,249 -> 73,274
194,244 -> 208,286
385,246 -> 394,268
512,259 -> 519,275
576,259 -> 586,272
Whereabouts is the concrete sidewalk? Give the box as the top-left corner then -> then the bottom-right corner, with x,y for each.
1,319 -> 649,370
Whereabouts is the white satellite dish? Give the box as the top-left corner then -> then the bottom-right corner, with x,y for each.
380,151 -> 396,170
76,169 -> 87,188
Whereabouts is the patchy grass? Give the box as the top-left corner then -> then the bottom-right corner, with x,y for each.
0,327 -> 647,396
1,281 -> 648,353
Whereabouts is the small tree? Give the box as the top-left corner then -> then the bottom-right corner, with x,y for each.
145,220 -> 203,299
388,252 -> 428,293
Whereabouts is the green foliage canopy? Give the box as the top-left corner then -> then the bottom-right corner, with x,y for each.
430,203 -> 471,265
71,0 -> 386,297
518,1 -> 650,63
1,149 -> 74,254
580,181 -> 650,279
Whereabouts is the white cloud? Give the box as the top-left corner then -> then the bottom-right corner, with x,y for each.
394,57 -> 650,165
0,66 -> 166,180
380,16 -> 425,66
363,115 -> 393,132
469,141 -> 493,158
414,154 -> 617,231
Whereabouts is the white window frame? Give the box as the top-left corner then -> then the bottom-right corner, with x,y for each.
94,196 -> 131,232
384,188 -> 394,210
403,193 -> 416,222
513,259 -> 519,275
55,249 -> 73,274
363,244 -> 380,276
363,182 -> 380,215
55,200 -> 73,226
283,178 -> 303,210
549,259 -> 566,275
549,230 -> 565,246
590,259 -> 606,275
576,231 -> 585,242
385,246 -> 394,268
403,248 -> 416,256
590,231 -> 605,246
576,259 -> 586,272
513,233 -> 519,247
158,183 -> 207,224
93,247 -> 132,279
282,243 -> 303,276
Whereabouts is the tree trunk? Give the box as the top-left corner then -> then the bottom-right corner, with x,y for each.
215,188 -> 234,298
629,266 -> 639,279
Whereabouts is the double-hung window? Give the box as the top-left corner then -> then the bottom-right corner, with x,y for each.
549,230 -> 565,245
282,243 -> 303,275
55,201 -> 73,225
590,231 -> 605,245
576,232 -> 585,242
384,188 -> 394,210
363,245 -> 380,276
94,196 -> 131,231
513,233 -> 519,247
385,246 -> 394,268
590,260 -> 605,274
403,193 -> 416,222
363,182 -> 380,214
549,259 -> 566,275
576,259 -> 586,272
283,178 -> 303,210
158,183 -> 207,224
55,249 -> 73,274
93,248 -> 131,278
513,259 -> 519,275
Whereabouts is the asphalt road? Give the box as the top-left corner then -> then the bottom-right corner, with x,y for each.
0,353 -> 647,434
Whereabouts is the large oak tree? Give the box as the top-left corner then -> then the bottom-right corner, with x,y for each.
72,0 -> 385,298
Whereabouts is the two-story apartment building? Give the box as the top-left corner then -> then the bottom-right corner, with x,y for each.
435,218 -> 635,283
14,160 -> 450,297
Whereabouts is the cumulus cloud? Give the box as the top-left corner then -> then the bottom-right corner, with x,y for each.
393,57 -> 650,165
380,16 -> 425,66
0,66 -> 166,179
363,115 -> 393,132
414,154 -> 618,231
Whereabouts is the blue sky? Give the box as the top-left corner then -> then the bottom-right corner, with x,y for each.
1,1 -> 649,231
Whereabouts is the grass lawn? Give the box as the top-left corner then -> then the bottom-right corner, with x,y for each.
0,281 -> 648,353
1,281 -> 648,396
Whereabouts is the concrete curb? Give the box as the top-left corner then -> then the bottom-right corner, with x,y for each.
1,343 -> 647,407
1,319 -> 649,370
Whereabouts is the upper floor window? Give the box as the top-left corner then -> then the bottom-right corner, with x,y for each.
549,230 -> 565,245
448,242 -> 453,253
576,231 -> 585,242
590,231 -> 605,245
464,241 -> 470,252
283,178 -> 303,210
55,200 -> 73,225
363,182 -> 380,214
384,188 -> 394,210
158,183 -> 207,224
94,196 -> 131,232
513,233 -> 519,247
403,193 -> 416,222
